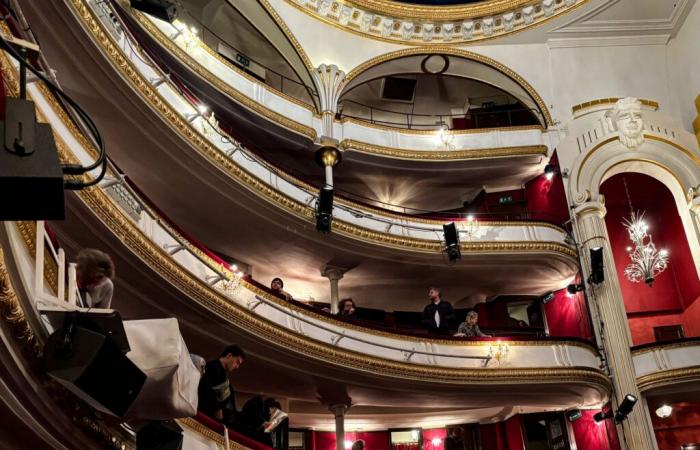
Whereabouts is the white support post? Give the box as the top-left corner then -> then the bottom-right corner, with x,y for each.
67,262 -> 78,306
325,165 -> 334,187
34,221 -> 45,298
57,248 -> 66,302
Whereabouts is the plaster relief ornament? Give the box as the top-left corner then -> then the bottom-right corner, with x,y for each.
482,18 -> 494,36
522,6 -> 535,24
543,0 -> 555,17
462,21 -> 474,38
318,0 -> 331,17
338,6 -> 352,25
565,0 -> 576,5
360,13 -> 373,32
441,23 -> 454,41
422,23 -> 435,42
502,12 -> 515,31
401,22 -> 414,40
609,97 -> 645,148
381,18 -> 393,37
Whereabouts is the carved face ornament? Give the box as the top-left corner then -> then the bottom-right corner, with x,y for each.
611,97 -> 645,148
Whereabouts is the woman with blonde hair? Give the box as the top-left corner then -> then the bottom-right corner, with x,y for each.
76,248 -> 115,309
454,311 -> 491,337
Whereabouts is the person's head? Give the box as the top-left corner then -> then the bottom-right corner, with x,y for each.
219,345 -> 246,372
270,277 -> 284,292
264,398 -> 282,415
340,298 -> 356,314
351,440 -> 365,450
428,286 -> 441,302
190,353 -> 206,375
466,311 -> 479,325
76,249 -> 114,287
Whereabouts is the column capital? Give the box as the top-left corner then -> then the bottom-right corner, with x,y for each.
321,265 -> 346,281
329,403 -> 350,417
573,199 -> 607,220
312,64 -> 347,115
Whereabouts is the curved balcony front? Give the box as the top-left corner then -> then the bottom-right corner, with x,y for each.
1,48 -> 610,418
20,0 -> 579,306
633,339 -> 700,394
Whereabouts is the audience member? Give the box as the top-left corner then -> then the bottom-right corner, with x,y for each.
337,298 -> 357,319
76,248 -> 115,309
197,345 -> 246,426
351,440 -> 365,450
270,277 -> 293,301
421,286 -> 455,335
455,311 -> 491,337
190,354 -> 206,375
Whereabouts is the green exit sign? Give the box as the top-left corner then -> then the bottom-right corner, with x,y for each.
235,53 -> 250,68
499,196 -> 513,204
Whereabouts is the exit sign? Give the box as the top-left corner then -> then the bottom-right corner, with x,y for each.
498,196 -> 513,204
235,53 -> 250,68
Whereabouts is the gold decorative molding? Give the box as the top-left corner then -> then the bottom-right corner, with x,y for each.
7,54 -> 606,390
276,0 -> 590,45
571,97 -> 659,114
178,418 -> 252,450
0,248 -> 40,355
344,47 -> 553,127
637,367 -> 700,392
58,1 -> 576,254
341,139 -> 548,161
340,118 -> 543,135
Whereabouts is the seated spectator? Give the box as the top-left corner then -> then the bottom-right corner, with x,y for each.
352,440 -> 365,450
421,286 -> 455,335
270,277 -> 293,301
76,248 -> 115,309
337,298 -> 357,319
197,345 -> 246,427
454,311 -> 491,337
240,397 -> 286,447
190,354 -> 206,375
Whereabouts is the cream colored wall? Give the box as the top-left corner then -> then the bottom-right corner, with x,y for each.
667,0 -> 700,132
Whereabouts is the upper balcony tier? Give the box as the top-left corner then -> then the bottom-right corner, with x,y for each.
21,0 -> 579,307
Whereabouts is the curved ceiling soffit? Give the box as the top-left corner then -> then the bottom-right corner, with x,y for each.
67,1 -> 574,239
272,0 -> 590,45
344,47 -> 553,126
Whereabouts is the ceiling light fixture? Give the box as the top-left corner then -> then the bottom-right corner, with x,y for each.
655,404 -> 673,418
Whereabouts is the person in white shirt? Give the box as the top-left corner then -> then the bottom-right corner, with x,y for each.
76,248 -> 115,309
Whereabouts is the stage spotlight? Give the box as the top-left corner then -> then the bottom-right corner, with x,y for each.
541,291 -> 555,304
130,0 -> 178,22
589,246 -> 605,284
544,164 -> 557,180
567,284 -> 584,295
566,409 -> 582,422
443,222 -> 461,262
593,410 -> 612,423
315,185 -> 334,233
614,394 -> 637,423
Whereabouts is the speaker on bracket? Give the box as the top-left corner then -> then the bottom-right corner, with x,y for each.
316,185 -> 334,233
130,0 -> 178,23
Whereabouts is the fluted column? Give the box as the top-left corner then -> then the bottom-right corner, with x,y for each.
573,199 -> 657,450
321,265 -> 345,314
312,64 -> 347,139
329,404 -> 349,450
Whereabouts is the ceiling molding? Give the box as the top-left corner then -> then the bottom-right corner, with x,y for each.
547,34 -> 669,48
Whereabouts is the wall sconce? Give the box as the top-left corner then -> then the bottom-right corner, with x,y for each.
459,215 -> 482,241
437,124 -> 454,150
487,341 -> 510,365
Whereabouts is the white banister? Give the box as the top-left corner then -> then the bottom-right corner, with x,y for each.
34,220 -> 45,297
67,262 -> 78,306
57,247 -> 66,301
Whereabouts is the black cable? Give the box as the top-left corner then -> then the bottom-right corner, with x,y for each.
0,33 -> 107,181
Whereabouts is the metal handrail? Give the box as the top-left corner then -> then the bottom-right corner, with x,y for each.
252,295 -> 492,362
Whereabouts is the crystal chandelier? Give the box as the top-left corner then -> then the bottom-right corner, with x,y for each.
621,179 -> 669,286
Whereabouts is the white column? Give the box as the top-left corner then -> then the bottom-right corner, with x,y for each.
573,199 -> 657,450
312,64 -> 347,139
329,404 -> 349,450
321,266 -> 345,314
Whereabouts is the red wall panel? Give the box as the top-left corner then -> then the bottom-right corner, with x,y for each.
543,286 -> 594,340
651,402 -> 700,450
571,410 -> 620,450
422,428 -> 446,450
312,431 -> 390,450
480,423 -> 507,450
524,153 -> 571,225
504,415 -> 525,450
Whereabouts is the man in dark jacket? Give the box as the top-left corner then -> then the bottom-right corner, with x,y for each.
197,345 -> 246,426
422,287 -> 455,335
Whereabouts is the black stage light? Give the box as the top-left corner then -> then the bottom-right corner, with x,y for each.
589,247 -> 605,284
593,410 -> 612,423
316,185 -> 334,233
443,222 -> 461,262
130,0 -> 178,23
541,291 -> 555,304
614,394 -> 638,423
137,420 -> 184,450
567,284 -> 585,295
566,409 -> 582,422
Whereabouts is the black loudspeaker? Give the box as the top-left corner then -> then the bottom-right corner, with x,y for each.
589,246 -> 605,284
316,186 -> 334,232
44,325 -> 146,417
137,420 -> 184,450
41,309 -> 130,354
130,0 -> 178,22
0,98 -> 65,220
443,222 -> 461,262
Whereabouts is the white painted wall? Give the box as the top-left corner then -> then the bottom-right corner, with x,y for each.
667,0 -> 700,131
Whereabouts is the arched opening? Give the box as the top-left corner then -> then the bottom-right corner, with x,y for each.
340,52 -> 550,130
600,173 -> 700,345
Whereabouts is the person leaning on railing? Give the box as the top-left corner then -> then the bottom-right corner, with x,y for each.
76,248 -> 115,309
454,311 -> 492,338
270,277 -> 293,301
337,298 -> 357,319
